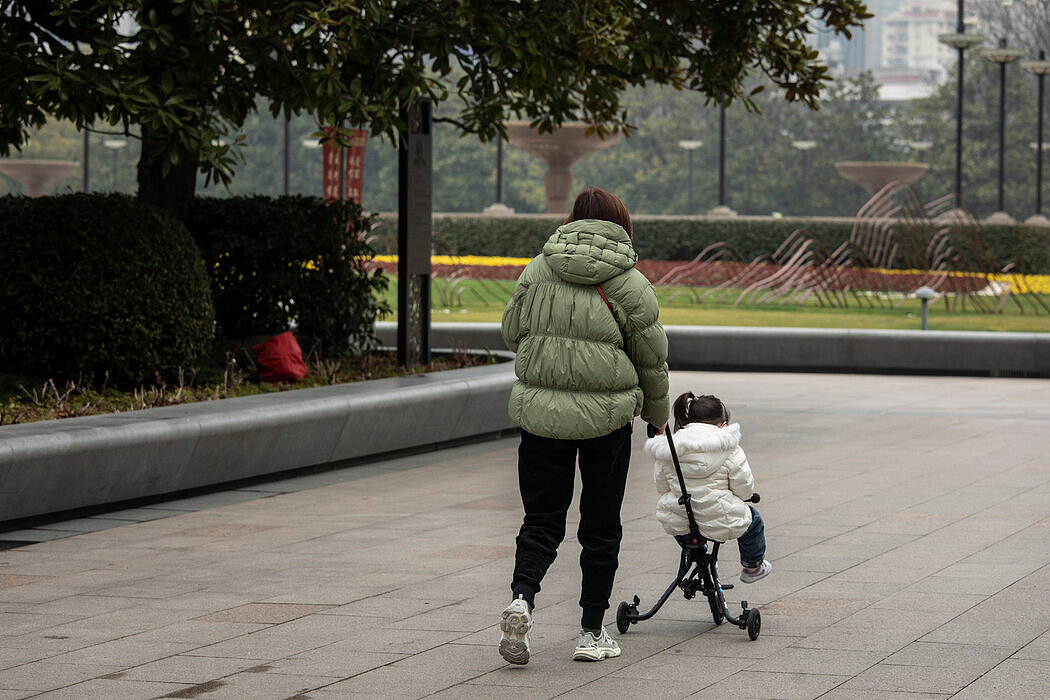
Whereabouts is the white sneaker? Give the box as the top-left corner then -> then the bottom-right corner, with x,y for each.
499,596 -> 532,665
572,626 -> 621,661
740,560 -> 772,583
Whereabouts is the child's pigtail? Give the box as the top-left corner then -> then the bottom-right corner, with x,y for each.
672,391 -> 697,432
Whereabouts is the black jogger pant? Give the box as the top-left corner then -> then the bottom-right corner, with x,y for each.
511,423 -> 632,630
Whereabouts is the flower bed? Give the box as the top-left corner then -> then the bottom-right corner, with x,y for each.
371,255 -> 1050,295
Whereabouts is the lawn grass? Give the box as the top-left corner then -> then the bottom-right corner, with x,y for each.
380,277 -> 1050,333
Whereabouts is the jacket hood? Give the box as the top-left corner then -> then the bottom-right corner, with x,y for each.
542,219 -> 638,285
646,422 -> 742,463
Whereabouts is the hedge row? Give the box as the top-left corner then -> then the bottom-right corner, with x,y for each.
0,194 -> 215,386
398,215 -> 1050,274
1,194 -> 388,388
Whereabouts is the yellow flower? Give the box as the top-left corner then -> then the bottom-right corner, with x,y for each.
372,254 -> 531,266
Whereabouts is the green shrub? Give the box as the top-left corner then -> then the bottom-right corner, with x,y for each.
0,193 -> 216,386
421,214 -> 1050,273
189,196 -> 389,355
431,215 -> 562,257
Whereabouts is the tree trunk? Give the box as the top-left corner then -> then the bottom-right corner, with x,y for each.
136,125 -> 199,224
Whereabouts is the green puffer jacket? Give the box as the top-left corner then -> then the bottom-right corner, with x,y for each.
501,218 -> 670,440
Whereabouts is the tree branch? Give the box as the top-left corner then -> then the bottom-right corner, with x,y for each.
17,0 -> 110,44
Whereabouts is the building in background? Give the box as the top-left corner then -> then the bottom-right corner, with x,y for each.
864,0 -> 910,76
811,0 -> 979,103
879,0 -> 958,100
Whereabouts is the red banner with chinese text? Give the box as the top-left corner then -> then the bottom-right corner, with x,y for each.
322,128 -> 368,204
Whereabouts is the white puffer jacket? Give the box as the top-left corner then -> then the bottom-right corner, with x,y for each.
645,422 -> 755,541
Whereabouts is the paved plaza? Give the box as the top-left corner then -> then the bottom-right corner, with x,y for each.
1,370 -> 1049,699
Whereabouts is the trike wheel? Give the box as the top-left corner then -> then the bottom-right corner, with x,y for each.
708,590 -> 725,625
616,601 -> 633,634
746,608 -> 761,640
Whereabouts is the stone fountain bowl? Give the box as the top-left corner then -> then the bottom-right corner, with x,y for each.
504,121 -> 621,214
505,121 -> 620,163
0,159 -> 79,197
834,161 -> 929,194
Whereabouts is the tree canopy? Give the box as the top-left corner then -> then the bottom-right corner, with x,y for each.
1,0 -> 871,217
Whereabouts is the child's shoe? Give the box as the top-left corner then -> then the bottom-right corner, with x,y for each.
740,560 -> 772,583
572,626 -> 621,661
499,595 -> 532,665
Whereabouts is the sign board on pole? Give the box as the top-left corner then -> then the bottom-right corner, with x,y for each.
322,127 -> 368,204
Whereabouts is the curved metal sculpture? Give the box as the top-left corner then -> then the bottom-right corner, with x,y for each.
645,184 -> 1047,315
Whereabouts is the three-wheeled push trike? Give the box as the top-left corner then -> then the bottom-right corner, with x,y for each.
616,425 -> 762,640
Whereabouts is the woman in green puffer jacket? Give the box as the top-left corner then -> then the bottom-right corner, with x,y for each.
497,186 -> 670,665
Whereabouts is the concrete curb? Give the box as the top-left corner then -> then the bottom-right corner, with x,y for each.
663,325 -> 1050,375
0,359 -> 517,525
383,322 -> 1050,376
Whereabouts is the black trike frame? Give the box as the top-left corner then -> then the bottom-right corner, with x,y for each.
616,427 -> 761,640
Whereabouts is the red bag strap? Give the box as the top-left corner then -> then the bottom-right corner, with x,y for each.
596,284 -> 614,312
596,284 -> 627,346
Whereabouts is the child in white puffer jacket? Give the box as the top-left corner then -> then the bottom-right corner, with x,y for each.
644,391 -> 771,583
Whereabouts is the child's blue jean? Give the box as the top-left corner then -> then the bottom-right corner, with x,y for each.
676,505 -> 766,567
737,506 -> 766,568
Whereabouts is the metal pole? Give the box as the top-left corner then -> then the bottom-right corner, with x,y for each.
496,138 -> 503,204
997,58 -> 1007,212
687,149 -> 694,214
954,63 -> 965,208
801,149 -> 809,213
678,140 -> 702,213
938,1 -> 983,211
1022,50 -> 1050,217
82,129 -> 89,192
1038,64 -> 1046,215
283,118 -> 290,196
985,38 -> 1023,214
954,1 -> 964,209
112,147 -> 118,191
718,97 -> 726,207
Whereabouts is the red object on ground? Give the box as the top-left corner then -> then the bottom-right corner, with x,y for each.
252,331 -> 309,383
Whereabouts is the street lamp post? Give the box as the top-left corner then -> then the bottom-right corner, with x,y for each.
496,137 -> 503,204
483,136 -> 515,215
709,97 -> 736,216
1022,50 -> 1050,226
102,138 -> 127,192
678,140 -> 703,214
302,138 -> 323,198
791,140 -> 817,213
938,0 -> 984,213
718,99 -> 726,208
283,118 -> 290,196
82,129 -> 90,192
984,37 -> 1024,222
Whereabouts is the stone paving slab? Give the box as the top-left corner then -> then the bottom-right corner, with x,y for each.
1,370 -> 1049,699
